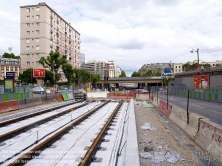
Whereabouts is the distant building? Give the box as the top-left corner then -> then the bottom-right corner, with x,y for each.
85,60 -> 105,79
80,53 -> 85,69
138,63 -> 171,75
20,2 -> 81,74
85,60 -> 121,78
189,60 -> 222,67
0,57 -> 20,80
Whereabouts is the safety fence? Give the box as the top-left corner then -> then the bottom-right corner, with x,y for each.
168,89 -> 222,103
107,93 -> 136,99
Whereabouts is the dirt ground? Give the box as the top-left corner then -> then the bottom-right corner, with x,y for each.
134,101 -> 212,166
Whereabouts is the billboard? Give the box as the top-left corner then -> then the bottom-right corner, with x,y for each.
194,75 -> 209,90
33,69 -> 45,78
6,72 -> 15,79
164,68 -> 171,74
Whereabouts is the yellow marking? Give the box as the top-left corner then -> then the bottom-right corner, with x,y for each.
210,110 -> 222,115
169,98 -> 178,101
191,104 -> 203,108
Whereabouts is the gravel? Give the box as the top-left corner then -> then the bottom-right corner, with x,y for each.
134,101 -> 197,166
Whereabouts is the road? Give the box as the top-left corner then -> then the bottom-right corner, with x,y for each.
154,93 -> 222,126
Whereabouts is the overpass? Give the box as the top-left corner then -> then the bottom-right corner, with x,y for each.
96,76 -> 163,90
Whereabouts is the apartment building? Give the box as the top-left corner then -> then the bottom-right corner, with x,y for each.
85,60 -> 105,78
20,2 -> 81,74
0,58 -> 20,80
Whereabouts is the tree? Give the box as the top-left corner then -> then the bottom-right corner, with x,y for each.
183,62 -> 212,71
91,74 -> 100,88
62,64 -> 75,85
142,70 -> 152,77
154,71 -> 161,76
39,50 -> 67,84
18,68 -> 36,83
44,70 -> 54,86
131,71 -> 140,77
119,70 -> 127,77
1,52 -> 20,59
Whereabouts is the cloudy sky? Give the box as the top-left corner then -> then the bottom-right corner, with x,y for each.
0,0 -> 222,76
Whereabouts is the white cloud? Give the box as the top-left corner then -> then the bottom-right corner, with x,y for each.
0,0 -> 222,75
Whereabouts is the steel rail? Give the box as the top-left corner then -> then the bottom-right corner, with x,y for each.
7,100 -> 110,166
0,100 -> 84,127
0,102 -> 87,142
78,100 -> 123,166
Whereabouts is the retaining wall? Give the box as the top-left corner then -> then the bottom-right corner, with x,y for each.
169,105 -> 204,139
195,119 -> 222,164
87,92 -> 107,99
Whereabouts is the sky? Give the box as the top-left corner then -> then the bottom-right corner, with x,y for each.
0,0 -> 222,76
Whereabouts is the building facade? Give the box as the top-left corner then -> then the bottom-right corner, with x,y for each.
0,58 -> 20,80
85,60 -> 105,79
80,53 -> 85,69
20,2 -> 81,73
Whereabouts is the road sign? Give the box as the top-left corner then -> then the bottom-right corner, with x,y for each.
196,67 -> 201,75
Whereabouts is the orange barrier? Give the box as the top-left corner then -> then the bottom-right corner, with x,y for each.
57,94 -> 64,101
107,93 -> 135,99
0,100 -> 19,113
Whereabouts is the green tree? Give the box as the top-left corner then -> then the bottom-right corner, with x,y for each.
119,70 -> 127,77
44,70 -> 54,86
91,74 -> 100,88
39,50 -> 67,84
183,62 -> 212,71
154,70 -> 161,76
62,63 -> 75,85
18,68 -> 36,83
2,52 -> 20,59
142,70 -> 152,77
131,71 -> 140,77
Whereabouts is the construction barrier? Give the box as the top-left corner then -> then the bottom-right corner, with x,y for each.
57,94 -> 64,101
169,105 -> 204,139
0,100 -> 19,113
87,92 -> 108,99
62,93 -> 69,101
195,119 -> 222,164
50,87 -> 56,94
107,93 -> 135,99
159,100 -> 172,117
135,94 -> 149,100
67,93 -> 74,100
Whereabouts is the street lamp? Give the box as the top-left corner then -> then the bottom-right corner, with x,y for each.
190,48 -> 199,65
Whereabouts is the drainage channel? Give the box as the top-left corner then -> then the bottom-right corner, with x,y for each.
0,100 -> 84,127
5,100 -> 111,166
0,102 -> 88,142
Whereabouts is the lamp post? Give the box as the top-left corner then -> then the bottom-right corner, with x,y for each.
190,48 -> 199,65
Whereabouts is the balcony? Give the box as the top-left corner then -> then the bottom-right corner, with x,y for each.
57,26 -> 59,30
50,29 -> 53,33
50,36 -> 53,40
56,32 -> 59,36
50,15 -> 53,19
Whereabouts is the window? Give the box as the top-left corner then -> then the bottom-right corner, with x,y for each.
26,8 -> 30,12
10,67 -> 13,71
26,61 -> 30,66
36,7 -> 40,11
26,23 -> 30,27
36,38 -> 39,42
26,16 -> 30,20
36,22 -> 40,27
36,45 -> 40,50
26,54 -> 30,58
26,31 -> 30,35
36,30 -> 40,34
36,15 -> 40,19
26,38 -> 30,43
15,67 -> 17,71
36,53 -> 40,58
36,61 -> 39,66
26,46 -> 30,50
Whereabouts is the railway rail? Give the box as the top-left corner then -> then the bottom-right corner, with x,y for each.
0,101 -> 110,165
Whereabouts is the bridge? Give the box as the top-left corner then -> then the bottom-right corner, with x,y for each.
96,76 -> 163,90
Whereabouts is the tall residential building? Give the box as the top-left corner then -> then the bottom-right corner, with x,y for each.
0,58 -> 20,80
85,60 -> 105,78
20,2 -> 81,73
80,53 -> 85,69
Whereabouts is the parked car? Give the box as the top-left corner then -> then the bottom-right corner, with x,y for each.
127,89 -> 149,94
31,86 -> 45,94
58,88 -> 73,94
